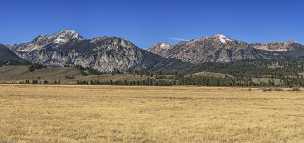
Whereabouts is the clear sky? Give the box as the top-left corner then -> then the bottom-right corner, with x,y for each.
0,0 -> 303,48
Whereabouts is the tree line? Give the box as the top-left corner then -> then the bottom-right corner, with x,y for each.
16,75 -> 304,87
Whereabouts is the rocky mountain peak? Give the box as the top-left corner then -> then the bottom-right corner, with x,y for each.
32,35 -> 49,44
91,36 -> 137,49
160,43 -> 172,50
148,42 -> 173,58
154,42 -> 172,50
183,34 -> 235,46
210,34 -> 233,44
50,29 -> 83,44
15,30 -> 84,52
149,34 -> 260,63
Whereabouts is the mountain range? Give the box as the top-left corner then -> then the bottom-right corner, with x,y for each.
148,34 -> 304,63
1,30 -> 304,73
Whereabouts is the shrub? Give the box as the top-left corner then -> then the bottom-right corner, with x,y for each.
65,75 -> 75,79
29,63 -> 46,72
262,88 -> 272,92
273,88 -> 284,91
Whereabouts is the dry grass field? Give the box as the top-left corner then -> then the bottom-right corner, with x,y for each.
0,85 -> 304,143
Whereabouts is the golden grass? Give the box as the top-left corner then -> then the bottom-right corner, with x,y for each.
0,85 -> 304,143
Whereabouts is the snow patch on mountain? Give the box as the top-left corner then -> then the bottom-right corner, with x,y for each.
159,43 -> 171,49
213,34 -> 233,44
51,30 -> 83,44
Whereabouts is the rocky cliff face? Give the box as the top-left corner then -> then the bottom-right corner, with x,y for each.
11,30 -> 165,73
251,42 -> 304,58
149,34 -> 304,63
252,41 -> 301,52
147,42 -> 173,58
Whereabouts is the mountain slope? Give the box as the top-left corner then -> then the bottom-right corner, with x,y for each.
0,44 -> 28,65
147,42 -> 173,58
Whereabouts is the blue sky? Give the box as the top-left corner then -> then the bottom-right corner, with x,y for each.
0,0 -> 303,48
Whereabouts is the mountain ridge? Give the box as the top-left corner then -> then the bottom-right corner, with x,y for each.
2,30 -> 304,74
149,34 -> 304,63
8,30 -> 185,73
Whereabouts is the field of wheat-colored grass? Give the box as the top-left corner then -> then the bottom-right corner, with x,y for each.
0,85 -> 304,143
